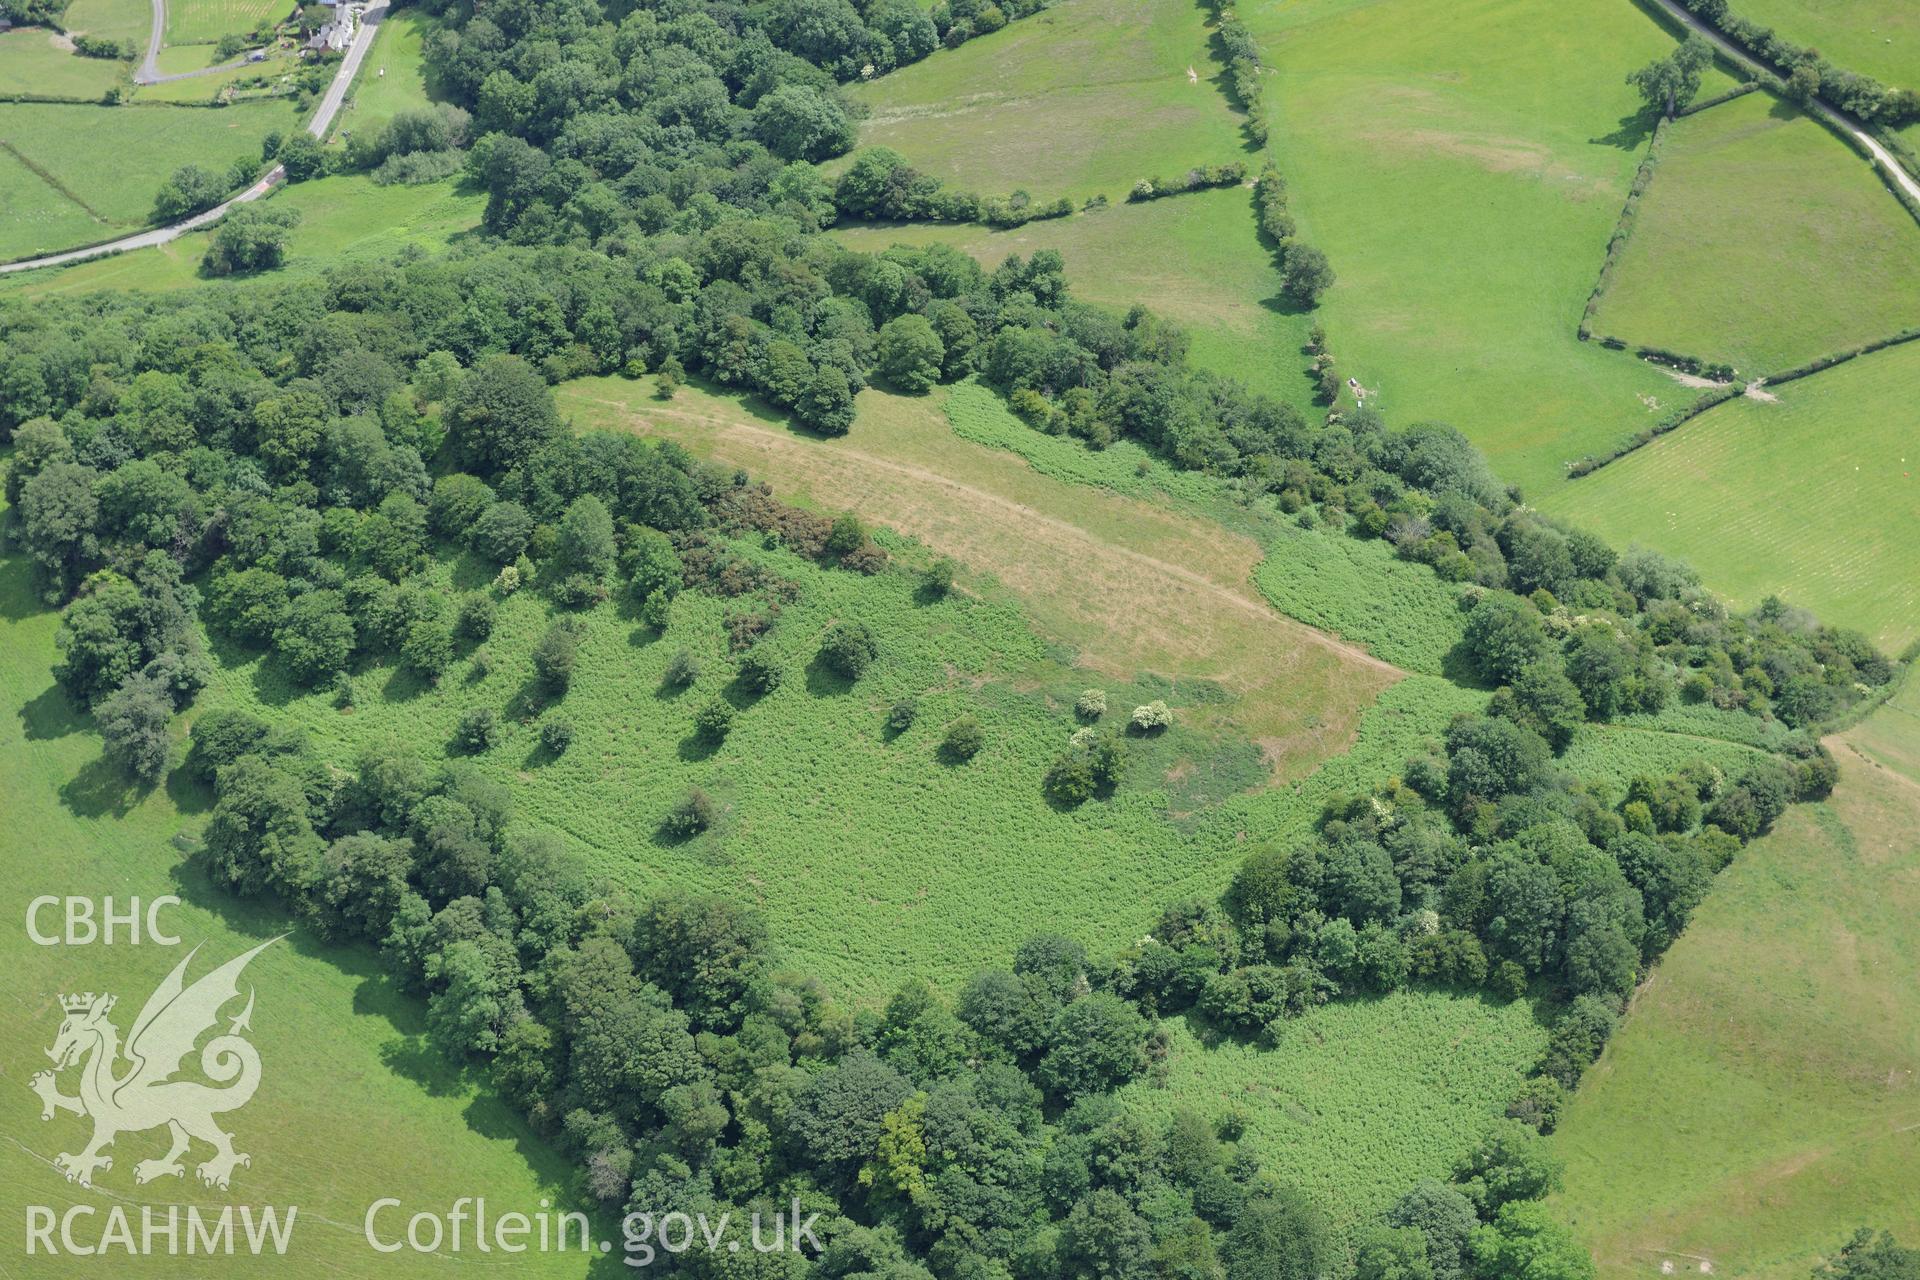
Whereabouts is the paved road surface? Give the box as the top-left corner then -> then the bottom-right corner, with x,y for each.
1646,0 -> 1920,203
0,0 -> 388,276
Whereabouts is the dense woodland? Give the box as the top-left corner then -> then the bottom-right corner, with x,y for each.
0,0 -> 1908,1275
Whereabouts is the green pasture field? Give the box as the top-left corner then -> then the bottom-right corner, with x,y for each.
0,549 -> 604,1279
1551,675 -> 1920,1279
1245,0 -> 1728,497
1,172 -> 484,295
1737,0 -> 1919,91
831,187 -> 1320,406
334,9 -> 436,142
0,100 -> 299,232
558,376 -> 1401,775
844,0 -> 1252,204
1542,337 -> 1920,653
165,0 -> 289,45
59,0 -> 149,46
1590,92 -> 1920,374
1124,1005 -> 1548,1235
0,28 -> 128,100
0,145 -> 106,261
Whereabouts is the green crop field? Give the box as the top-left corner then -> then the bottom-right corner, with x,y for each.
2,173 -> 484,295
59,0 -> 149,46
0,145 -> 107,261
1589,92 -> 1920,375
1245,0 -> 1732,497
831,187 -> 1319,406
0,550 -> 604,1279
0,28 -> 129,100
844,0 -> 1251,204
1737,0 -> 1919,91
165,0 -> 290,45
1125,1005 -> 1549,1235
0,100 -> 298,234
1543,337 -> 1920,653
1551,675 -> 1920,1279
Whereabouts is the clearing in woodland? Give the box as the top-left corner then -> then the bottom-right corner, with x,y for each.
558,375 -> 1400,771
830,186 -> 1321,406
1551,671 -> 1920,1279
1589,91 -> 1920,375
1245,0 -> 1727,496
1542,336 -> 1920,654
844,0 -> 1252,204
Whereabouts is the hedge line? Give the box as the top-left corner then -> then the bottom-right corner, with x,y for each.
1676,80 -> 1758,116
1126,161 -> 1246,203
1207,7 -> 1269,145
1762,325 -> 1920,388
1567,383 -> 1745,478
1578,118 -> 1670,339
1664,0 -> 1920,127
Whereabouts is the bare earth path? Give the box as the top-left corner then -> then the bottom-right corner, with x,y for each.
1644,0 -> 1920,203
0,0 -> 387,275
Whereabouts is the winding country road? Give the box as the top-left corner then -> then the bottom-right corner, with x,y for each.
133,0 -> 258,87
1644,0 -> 1920,203
0,0 -> 387,276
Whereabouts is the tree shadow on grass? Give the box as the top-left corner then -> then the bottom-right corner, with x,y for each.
19,682 -> 85,741
379,1032 -> 474,1099
1592,109 -> 1658,150
59,754 -> 152,819
803,651 -> 857,697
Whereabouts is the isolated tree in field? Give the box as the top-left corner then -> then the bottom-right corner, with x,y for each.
152,164 -> 226,220
531,621 -> 579,695
203,206 -> 301,276
819,621 -> 878,679
876,314 -> 945,393
942,715 -> 985,760
1281,244 -> 1335,306
1626,35 -> 1713,117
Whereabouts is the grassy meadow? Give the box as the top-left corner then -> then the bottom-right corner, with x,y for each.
0,146 -> 106,262
0,100 -> 298,232
844,0 -> 1252,204
1551,672 -> 1920,1279
1736,0 -> 1918,91
1542,337 -> 1920,653
0,550 -> 608,1278
59,0 -> 149,46
1,173 -> 485,295
0,28 -> 129,99
333,9 -> 436,143
831,186 -> 1320,406
1245,0 -> 1719,496
1590,92 -> 1920,374
1125,1005 -> 1549,1237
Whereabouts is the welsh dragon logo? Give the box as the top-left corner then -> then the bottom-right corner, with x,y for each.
30,939 -> 278,1190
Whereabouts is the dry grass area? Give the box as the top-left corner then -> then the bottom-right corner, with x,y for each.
559,377 -> 1401,776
